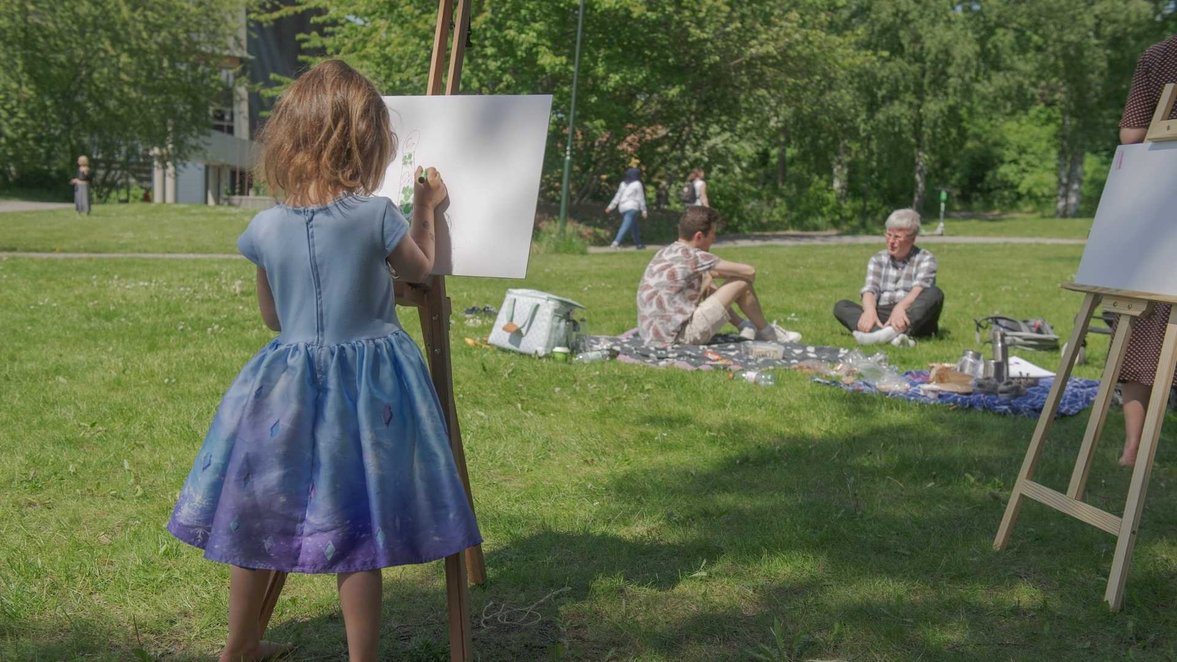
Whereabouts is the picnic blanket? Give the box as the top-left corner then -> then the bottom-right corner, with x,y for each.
816,371 -> 1101,418
582,330 -> 847,371
582,331 -> 1100,418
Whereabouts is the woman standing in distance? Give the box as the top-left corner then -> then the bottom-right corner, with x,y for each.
687,167 -> 709,207
70,155 -> 92,215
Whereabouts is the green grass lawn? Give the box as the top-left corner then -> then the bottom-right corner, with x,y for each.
0,203 -> 1092,254
4,206 -> 1176,661
936,214 -> 1093,240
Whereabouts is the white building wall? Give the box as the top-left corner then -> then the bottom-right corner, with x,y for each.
175,162 -> 206,205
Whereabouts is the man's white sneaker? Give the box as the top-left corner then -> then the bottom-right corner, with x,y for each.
890,333 -> 916,348
757,322 -> 802,344
852,326 -> 899,345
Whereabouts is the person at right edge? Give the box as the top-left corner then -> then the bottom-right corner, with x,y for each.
1116,33 -> 1177,467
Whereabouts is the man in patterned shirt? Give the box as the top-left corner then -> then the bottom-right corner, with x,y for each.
637,206 -> 801,347
833,208 -> 944,346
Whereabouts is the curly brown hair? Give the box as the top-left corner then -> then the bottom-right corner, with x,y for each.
257,59 -> 396,206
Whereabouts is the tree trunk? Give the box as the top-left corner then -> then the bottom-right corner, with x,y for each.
832,140 -> 849,203
1065,148 -> 1084,217
911,146 -> 927,212
1055,110 -> 1072,218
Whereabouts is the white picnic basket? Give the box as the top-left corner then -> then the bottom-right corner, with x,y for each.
487,289 -> 585,356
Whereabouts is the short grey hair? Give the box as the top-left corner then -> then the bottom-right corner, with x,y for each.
885,208 -> 921,235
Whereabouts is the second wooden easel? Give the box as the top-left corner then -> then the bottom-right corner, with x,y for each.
993,83 -> 1177,610
256,2 -> 487,660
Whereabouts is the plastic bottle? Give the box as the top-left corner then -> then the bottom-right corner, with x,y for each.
573,350 -> 610,363
738,369 -> 775,386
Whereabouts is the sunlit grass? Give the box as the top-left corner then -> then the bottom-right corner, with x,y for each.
3,208 -> 1176,661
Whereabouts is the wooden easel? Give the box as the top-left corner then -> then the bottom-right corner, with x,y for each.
256,2 -> 487,659
994,83 -> 1177,610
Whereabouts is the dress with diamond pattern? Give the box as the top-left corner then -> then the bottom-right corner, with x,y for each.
167,195 -> 481,573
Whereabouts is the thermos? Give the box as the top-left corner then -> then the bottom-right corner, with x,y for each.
990,328 -> 1009,381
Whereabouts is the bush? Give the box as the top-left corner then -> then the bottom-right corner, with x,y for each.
532,219 -> 592,254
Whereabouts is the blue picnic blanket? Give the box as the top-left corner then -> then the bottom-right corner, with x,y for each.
816,370 -> 1101,418
583,332 -> 1099,418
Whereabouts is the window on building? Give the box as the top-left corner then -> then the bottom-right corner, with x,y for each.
212,69 -> 236,135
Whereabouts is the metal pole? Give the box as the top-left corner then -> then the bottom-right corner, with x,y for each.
557,0 -> 586,235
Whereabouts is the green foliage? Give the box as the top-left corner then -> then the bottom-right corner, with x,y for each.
245,1 -> 1177,228
989,106 -> 1060,213
531,219 -> 591,255
0,0 -> 250,196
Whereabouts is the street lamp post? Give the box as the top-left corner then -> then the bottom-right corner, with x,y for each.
557,0 -> 586,236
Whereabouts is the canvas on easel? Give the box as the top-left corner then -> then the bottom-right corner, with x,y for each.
375,94 -> 553,278
994,83 -> 1177,611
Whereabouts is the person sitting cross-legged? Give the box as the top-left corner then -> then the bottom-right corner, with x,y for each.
637,206 -> 801,346
833,208 -> 944,347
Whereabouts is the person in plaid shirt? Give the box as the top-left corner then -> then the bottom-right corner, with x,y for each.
833,208 -> 944,346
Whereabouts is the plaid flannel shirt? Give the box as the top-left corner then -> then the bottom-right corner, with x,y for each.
860,245 -> 936,307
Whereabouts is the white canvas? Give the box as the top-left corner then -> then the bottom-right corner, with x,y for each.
1075,141 -> 1177,297
375,95 -> 553,279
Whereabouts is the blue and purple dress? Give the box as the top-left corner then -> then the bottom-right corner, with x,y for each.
168,195 -> 481,573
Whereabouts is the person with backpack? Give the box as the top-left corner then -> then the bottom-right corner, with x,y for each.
605,167 -> 648,249
679,168 -> 709,207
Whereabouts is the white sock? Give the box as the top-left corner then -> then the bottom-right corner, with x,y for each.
853,326 -> 899,345
738,321 -> 757,340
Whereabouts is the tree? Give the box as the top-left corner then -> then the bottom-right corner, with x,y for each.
0,0 -> 250,197
253,0 -> 1176,228
975,0 -> 1162,217
262,0 -> 856,228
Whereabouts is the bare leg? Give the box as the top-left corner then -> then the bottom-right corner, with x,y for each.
338,570 -> 383,662
222,566 -> 273,662
734,287 -> 771,330
1120,381 -> 1151,467
707,280 -> 769,329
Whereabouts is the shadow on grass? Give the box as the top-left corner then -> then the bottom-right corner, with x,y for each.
580,396 -> 1177,660
12,395 -> 1175,661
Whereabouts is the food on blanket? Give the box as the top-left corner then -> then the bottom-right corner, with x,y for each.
741,341 -> 785,360
703,350 -> 734,365
790,359 -> 833,375
929,363 -> 974,388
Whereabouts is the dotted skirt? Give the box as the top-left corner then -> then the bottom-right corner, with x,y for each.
1117,303 -> 1177,386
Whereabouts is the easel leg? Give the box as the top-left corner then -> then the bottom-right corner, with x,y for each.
1067,311 -> 1138,499
445,552 -> 472,661
1104,307 -> 1177,609
417,279 -> 487,577
995,293 -> 1099,550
